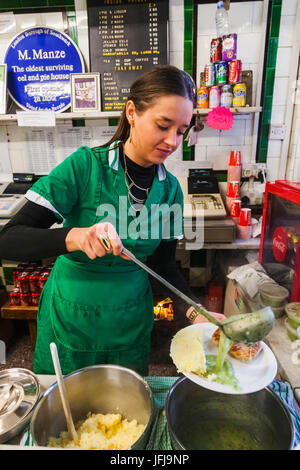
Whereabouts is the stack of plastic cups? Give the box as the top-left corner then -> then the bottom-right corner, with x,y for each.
229,199 -> 241,224
227,151 -> 242,222
238,208 -> 252,239
226,181 -> 240,212
228,150 -> 242,182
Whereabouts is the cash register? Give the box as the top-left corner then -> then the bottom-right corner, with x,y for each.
179,168 -> 226,219
178,168 -> 236,243
0,174 -> 35,222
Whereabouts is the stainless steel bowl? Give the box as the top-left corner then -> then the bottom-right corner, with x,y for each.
166,377 -> 294,450
31,364 -> 154,449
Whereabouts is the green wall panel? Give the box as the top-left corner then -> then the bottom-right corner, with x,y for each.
257,0 -> 282,163
183,0 -> 194,161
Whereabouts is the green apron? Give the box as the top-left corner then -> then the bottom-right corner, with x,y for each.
26,142 -> 183,376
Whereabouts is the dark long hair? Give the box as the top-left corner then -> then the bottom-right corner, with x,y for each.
103,65 -> 195,148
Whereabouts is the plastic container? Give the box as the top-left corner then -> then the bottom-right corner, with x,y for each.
285,318 -> 299,342
285,303 -> 300,329
215,1 -> 229,38
269,304 -> 286,319
259,283 -> 289,308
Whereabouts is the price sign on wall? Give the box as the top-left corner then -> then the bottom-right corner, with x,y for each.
4,27 -> 85,112
87,0 -> 169,111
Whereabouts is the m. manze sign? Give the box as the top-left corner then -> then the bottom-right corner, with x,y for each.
5,27 -> 85,112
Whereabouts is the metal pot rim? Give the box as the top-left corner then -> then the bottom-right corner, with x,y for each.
165,376 -> 295,450
30,364 -> 155,449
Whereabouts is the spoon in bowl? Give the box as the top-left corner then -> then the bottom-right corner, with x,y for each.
50,342 -> 78,444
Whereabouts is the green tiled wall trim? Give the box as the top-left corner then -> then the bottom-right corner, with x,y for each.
0,1 -> 74,8
183,0 -> 194,161
257,0 -> 282,163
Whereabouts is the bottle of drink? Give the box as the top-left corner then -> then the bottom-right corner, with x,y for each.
215,0 -> 230,38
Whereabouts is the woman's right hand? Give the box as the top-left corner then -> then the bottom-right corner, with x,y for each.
65,222 -> 124,260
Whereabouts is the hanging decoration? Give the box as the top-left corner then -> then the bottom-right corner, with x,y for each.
206,105 -> 234,131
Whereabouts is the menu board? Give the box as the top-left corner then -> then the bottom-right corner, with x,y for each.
87,0 -> 168,111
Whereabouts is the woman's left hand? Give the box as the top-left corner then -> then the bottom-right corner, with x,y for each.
186,305 -> 226,324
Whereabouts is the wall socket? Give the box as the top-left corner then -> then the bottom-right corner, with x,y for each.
242,163 -> 267,179
269,124 -> 287,140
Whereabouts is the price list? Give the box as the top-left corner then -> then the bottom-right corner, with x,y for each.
87,0 -> 168,111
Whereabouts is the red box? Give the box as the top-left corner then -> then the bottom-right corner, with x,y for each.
259,180 -> 300,301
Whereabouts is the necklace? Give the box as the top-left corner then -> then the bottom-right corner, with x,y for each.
123,154 -> 151,212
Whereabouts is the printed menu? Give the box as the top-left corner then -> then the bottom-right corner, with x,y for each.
87,0 -> 168,111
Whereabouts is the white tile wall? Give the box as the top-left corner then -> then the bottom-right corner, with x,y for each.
0,1 -> 298,185
287,62 -> 300,181
278,15 -> 297,47
195,2 -> 264,172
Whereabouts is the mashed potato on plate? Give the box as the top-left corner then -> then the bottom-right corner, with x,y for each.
47,412 -> 146,450
170,325 -> 206,375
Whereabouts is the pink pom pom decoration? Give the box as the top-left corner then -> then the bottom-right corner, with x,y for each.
206,106 -> 234,131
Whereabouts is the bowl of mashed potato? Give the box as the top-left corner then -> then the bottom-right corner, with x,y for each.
30,365 -> 154,450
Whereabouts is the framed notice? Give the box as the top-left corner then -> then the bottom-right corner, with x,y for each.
71,72 -> 101,112
0,64 -> 7,114
87,0 -> 169,112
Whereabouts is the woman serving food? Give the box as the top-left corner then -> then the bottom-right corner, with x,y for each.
0,65 -> 223,376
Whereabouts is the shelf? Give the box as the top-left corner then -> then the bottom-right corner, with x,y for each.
193,106 -> 262,115
186,237 -> 261,250
1,301 -> 37,347
1,301 -> 38,320
0,110 -> 121,122
0,106 -> 262,123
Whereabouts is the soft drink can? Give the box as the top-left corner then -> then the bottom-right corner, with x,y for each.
9,289 -> 20,306
29,271 -> 41,294
220,85 -> 232,108
38,271 -> 50,292
17,272 -> 30,294
215,62 -> 228,85
209,86 -> 221,108
13,269 -> 21,288
233,83 -> 247,107
20,293 -> 31,306
210,38 -> 222,62
204,64 -> 215,87
230,199 -> 242,224
228,60 -> 242,84
222,33 -> 237,62
31,292 -> 40,306
197,87 -> 209,109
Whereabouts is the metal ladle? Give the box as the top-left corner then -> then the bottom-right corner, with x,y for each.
98,235 -> 275,344
50,342 -> 78,443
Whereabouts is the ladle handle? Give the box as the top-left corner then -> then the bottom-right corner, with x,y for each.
98,235 -> 221,327
50,343 -> 78,443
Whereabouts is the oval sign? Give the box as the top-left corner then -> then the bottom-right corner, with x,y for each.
4,27 -> 85,112
272,226 -> 287,263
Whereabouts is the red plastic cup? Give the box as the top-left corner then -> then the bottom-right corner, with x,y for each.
238,208 -> 252,239
229,150 -> 241,166
238,208 -> 252,226
230,199 -> 241,224
227,181 -> 240,198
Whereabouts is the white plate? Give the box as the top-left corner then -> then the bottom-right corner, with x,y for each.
170,323 -> 278,395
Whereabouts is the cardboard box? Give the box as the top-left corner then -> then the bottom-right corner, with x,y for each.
224,279 -> 261,317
